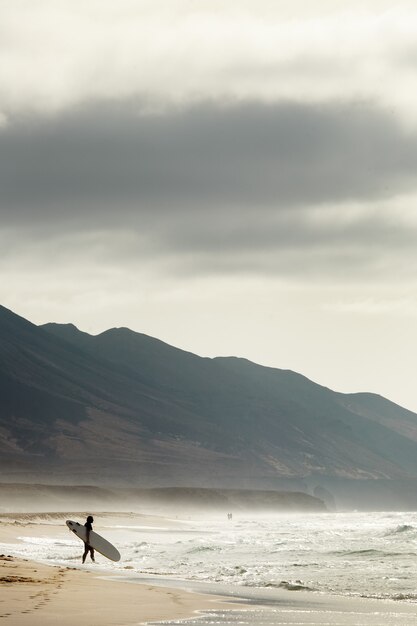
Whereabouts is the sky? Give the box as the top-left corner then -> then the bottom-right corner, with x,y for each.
2,1 -> 417,411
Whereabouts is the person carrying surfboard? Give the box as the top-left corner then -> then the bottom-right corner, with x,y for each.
82,515 -> 95,563
67,519 -> 120,562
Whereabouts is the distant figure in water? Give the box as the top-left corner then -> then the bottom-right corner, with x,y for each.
227,512 -> 233,521
82,515 -> 95,563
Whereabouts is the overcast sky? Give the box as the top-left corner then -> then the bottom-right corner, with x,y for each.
2,1 -> 417,411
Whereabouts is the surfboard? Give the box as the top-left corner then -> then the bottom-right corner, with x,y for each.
66,520 -> 121,562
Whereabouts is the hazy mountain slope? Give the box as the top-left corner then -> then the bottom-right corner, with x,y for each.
43,317 -> 417,480
0,308 -> 226,463
1,305 -> 417,497
336,392 -> 417,443
0,484 -> 325,513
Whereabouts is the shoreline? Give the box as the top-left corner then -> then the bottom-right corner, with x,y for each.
0,555 -> 239,626
1,512 -> 417,625
0,511 -> 243,626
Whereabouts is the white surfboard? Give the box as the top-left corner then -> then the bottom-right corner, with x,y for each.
66,520 -> 121,562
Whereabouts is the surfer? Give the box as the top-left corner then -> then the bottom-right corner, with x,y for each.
82,515 -> 95,563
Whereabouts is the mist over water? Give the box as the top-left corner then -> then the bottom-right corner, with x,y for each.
2,511 -> 417,603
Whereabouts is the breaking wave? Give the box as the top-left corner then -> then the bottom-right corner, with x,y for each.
384,524 -> 415,536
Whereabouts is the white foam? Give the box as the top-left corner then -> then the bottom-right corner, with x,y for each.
2,511 -> 417,602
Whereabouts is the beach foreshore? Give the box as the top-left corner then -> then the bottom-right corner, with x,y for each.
1,512 -> 417,626
0,511 -> 239,626
0,555 -> 236,626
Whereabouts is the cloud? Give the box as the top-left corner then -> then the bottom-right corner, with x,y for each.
1,97 -> 417,283
2,98 -> 417,223
2,1 -> 417,120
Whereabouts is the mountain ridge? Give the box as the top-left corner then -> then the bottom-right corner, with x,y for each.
1,304 -> 417,508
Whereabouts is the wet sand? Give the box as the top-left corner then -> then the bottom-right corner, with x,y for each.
0,554 -> 235,625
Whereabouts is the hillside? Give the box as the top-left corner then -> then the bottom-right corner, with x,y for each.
0,484 -> 325,514
1,304 -> 417,509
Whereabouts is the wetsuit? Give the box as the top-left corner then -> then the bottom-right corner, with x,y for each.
82,519 -> 95,563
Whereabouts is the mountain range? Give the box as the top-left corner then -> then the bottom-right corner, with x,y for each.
1,304 -> 417,509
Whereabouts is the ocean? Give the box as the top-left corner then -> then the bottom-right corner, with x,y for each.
2,511 -> 417,623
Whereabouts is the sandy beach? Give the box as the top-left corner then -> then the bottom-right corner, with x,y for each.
0,554 -> 234,626
0,512 -> 236,626
1,512 -> 417,626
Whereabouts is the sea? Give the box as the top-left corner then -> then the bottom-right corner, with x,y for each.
2,511 -> 417,624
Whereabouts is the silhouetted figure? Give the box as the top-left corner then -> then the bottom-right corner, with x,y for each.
82,515 -> 95,563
